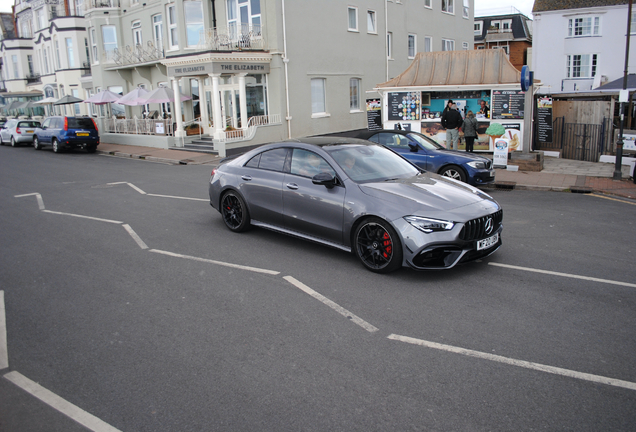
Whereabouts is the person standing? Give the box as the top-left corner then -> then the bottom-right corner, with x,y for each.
463,110 -> 478,152
441,103 -> 463,150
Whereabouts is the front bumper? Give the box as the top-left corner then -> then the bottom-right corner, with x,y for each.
468,168 -> 496,186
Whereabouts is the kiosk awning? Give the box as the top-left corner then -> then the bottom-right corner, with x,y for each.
377,50 -> 522,88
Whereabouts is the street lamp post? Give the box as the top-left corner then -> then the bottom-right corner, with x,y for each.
613,0 -> 633,180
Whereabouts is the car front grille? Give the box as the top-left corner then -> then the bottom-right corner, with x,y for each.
459,209 -> 503,241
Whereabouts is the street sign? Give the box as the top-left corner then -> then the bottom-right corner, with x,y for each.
521,66 -> 532,92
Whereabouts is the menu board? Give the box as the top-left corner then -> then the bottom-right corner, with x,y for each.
492,90 -> 525,119
387,92 -> 421,121
537,97 -> 553,143
366,99 -> 382,131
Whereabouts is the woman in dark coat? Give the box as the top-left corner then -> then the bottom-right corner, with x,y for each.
463,110 -> 478,152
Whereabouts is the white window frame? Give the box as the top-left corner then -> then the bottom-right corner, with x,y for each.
367,10 -> 377,34
408,34 -> 416,59
184,0 -> 204,47
54,38 -> 61,70
442,39 -> 455,51
102,25 -> 118,62
66,38 -> 75,68
632,10 -> 636,34
442,0 -> 454,15
568,16 -> 601,37
27,54 -> 34,75
424,36 -> 432,53
311,78 -> 327,116
387,31 -> 393,59
90,28 -> 98,64
167,4 -> 179,50
132,20 -> 143,46
43,47 -> 50,74
348,7 -> 358,32
463,0 -> 469,19
36,8 -> 46,31
474,21 -> 482,35
11,55 -> 18,79
424,0 -> 432,9
502,19 -> 512,30
566,54 -> 598,78
153,14 -> 164,48
350,78 -> 361,112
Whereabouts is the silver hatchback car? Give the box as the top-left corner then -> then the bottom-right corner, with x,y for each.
0,119 -> 41,147
209,137 -> 503,273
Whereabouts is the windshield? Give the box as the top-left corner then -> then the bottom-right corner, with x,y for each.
326,144 -> 420,183
407,132 -> 444,150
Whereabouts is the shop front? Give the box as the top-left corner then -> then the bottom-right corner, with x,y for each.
374,50 -> 525,153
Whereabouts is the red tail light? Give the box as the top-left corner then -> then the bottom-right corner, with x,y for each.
16,127 -> 22,134
64,117 -> 68,131
91,118 -> 98,132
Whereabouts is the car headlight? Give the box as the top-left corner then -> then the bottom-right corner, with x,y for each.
404,216 -> 455,233
467,161 -> 487,169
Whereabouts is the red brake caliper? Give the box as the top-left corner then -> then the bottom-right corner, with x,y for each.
382,232 -> 392,259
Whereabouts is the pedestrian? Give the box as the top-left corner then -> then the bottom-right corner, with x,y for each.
441,103 -> 463,150
478,100 -> 490,119
463,110 -> 478,152
442,99 -> 454,115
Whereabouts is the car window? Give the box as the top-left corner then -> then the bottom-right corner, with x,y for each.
327,144 -> 420,183
407,132 -> 444,150
245,153 -> 261,168
68,118 -> 96,129
41,119 -> 51,128
376,133 -> 411,149
5,120 -> 16,128
290,149 -> 336,178
256,148 -> 288,172
18,121 -> 39,128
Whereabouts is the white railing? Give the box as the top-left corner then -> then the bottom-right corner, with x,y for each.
198,24 -> 265,51
219,114 -> 281,143
107,41 -> 165,66
104,117 -> 175,136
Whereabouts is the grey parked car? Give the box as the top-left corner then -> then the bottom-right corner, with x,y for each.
209,137 -> 503,273
0,119 -> 41,147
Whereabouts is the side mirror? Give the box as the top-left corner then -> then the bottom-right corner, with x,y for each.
408,142 -> 419,152
312,172 -> 337,189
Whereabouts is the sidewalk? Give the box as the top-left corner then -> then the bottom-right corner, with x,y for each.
96,142 -> 636,200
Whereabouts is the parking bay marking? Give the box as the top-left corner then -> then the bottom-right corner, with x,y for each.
488,262 -> 636,288
3,371 -> 123,432
106,182 -> 207,202
388,334 -> 636,392
149,249 -> 280,275
0,291 -> 7,370
283,276 -> 379,333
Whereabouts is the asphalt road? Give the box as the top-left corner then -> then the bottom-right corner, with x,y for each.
1,144 -> 635,431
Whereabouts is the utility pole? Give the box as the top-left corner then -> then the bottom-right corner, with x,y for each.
613,0 -> 633,180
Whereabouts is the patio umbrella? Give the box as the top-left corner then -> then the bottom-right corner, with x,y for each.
138,86 -> 191,104
54,95 -> 84,105
116,87 -> 149,106
83,89 -> 121,104
35,97 -> 59,116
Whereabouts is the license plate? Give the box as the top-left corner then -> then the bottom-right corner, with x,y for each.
26,130 -> 34,133
477,233 -> 499,250
76,132 -> 89,136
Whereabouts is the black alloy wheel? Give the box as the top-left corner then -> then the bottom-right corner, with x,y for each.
440,164 -> 466,183
221,191 -> 250,232
354,218 -> 403,273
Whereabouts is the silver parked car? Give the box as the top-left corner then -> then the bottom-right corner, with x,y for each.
209,137 -> 503,273
0,119 -> 41,147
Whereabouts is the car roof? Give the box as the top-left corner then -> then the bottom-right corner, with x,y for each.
352,129 -> 413,139
284,136 -> 374,147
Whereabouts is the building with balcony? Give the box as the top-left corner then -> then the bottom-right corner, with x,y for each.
1,0 -> 475,154
474,10 -> 532,71
532,0 -> 636,94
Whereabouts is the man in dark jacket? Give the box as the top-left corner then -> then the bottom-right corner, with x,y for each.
441,103 -> 463,150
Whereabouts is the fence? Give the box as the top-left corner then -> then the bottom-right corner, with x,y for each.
536,117 -> 612,162
104,118 -> 174,136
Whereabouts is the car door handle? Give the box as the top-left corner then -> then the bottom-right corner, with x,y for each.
241,175 -> 252,181
286,183 -> 299,190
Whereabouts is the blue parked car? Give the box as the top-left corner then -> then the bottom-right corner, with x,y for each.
352,129 -> 495,186
33,116 -> 100,153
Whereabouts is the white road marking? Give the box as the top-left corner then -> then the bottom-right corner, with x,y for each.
42,210 -> 123,225
488,262 -> 636,288
106,182 -> 147,194
147,193 -> 208,202
3,371 -> 122,432
283,276 -> 379,333
388,334 -> 636,391
0,291 -> 7,370
149,249 -> 280,275
15,192 -> 45,210
122,224 -> 148,249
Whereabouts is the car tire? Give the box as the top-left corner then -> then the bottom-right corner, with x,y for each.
439,165 -> 466,183
52,139 -> 63,153
353,217 -> 403,273
221,191 -> 251,232
11,137 -> 17,147
33,136 -> 42,150
86,145 -> 97,153
0,135 -> 4,145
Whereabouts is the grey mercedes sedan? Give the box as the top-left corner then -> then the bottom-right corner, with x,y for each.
209,137 -> 502,273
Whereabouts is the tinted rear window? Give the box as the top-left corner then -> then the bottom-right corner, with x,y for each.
18,121 -> 40,128
67,118 -> 96,129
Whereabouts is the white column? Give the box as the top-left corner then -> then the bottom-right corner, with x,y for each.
238,73 -> 248,130
172,78 -> 185,140
210,74 -> 223,138
197,76 -> 211,135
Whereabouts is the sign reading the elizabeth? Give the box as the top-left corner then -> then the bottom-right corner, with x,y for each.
492,90 -> 525,119
387,92 -> 421,121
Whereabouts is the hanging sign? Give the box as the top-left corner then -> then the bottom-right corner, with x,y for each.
366,99 -> 382,130
537,97 -> 553,143
387,92 -> 421,121
492,90 -> 525,119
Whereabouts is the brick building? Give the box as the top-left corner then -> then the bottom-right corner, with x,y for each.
474,12 -> 532,71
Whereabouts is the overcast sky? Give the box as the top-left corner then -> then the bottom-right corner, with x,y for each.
0,0 -> 534,19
